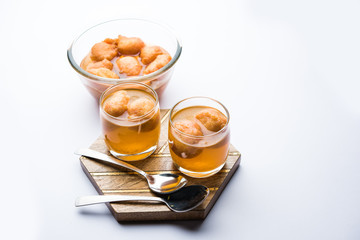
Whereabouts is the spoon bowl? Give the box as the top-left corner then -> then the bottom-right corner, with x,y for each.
75,148 -> 187,194
75,185 -> 209,212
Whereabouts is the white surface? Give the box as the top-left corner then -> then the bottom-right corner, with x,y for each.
1,0 -> 359,239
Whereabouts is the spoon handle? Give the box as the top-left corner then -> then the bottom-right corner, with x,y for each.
75,148 -> 147,177
75,195 -> 162,207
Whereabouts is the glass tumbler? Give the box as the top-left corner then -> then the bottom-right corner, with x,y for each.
168,97 -> 230,178
100,82 -> 160,161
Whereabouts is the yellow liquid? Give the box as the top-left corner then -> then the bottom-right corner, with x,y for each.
101,89 -> 160,161
169,106 -> 230,177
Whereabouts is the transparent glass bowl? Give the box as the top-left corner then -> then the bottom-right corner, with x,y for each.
67,18 -> 182,100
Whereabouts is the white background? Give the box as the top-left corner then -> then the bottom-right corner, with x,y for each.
1,0 -> 359,239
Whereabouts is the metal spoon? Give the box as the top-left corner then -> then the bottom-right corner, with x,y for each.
75,185 -> 209,212
75,148 -> 188,194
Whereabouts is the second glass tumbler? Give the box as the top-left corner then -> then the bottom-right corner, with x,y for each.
168,97 -> 230,178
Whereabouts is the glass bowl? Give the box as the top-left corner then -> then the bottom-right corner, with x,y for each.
67,18 -> 182,100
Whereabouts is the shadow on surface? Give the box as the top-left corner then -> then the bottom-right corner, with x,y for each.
78,208 -> 113,217
77,206 -> 204,231
119,219 -> 204,231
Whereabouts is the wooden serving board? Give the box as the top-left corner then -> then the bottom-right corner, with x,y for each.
79,109 -> 241,221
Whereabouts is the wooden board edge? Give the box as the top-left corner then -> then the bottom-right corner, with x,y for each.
79,144 -> 242,222
80,156 -> 207,221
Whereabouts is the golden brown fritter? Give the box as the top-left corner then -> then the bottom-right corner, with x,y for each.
103,90 -> 130,117
140,45 -> 167,65
87,68 -> 119,79
171,119 -> 203,158
143,53 -> 171,75
195,109 -> 227,132
86,59 -> 113,70
117,35 -> 145,55
128,97 -> 155,118
90,41 -> 118,61
173,119 -> 203,138
116,56 -> 142,76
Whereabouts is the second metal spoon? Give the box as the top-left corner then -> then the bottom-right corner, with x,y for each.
75,148 -> 188,194
75,185 -> 209,212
